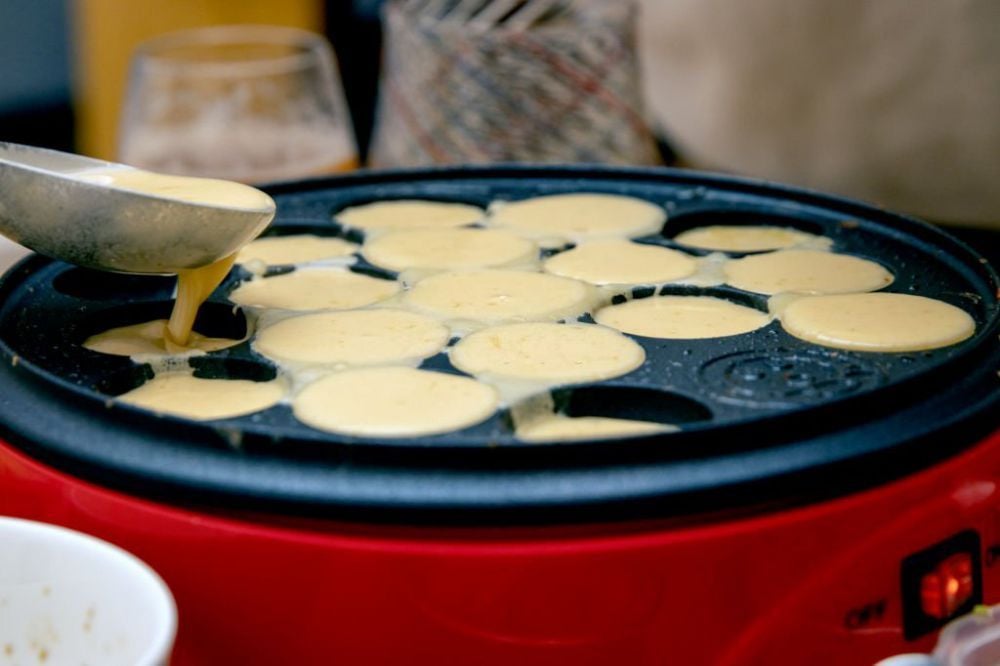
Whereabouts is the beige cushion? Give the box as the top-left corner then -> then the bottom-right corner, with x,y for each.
638,0 -> 1000,227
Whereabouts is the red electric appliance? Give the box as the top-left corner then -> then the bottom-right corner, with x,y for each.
0,166 -> 996,665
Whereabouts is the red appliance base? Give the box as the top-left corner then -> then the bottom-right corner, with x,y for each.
2,433 -> 999,665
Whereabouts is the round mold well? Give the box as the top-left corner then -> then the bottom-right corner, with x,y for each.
91,362 -> 155,397
581,284 -> 776,343
75,300 -> 250,351
556,385 -> 712,426
502,385 -> 713,434
263,217 -> 367,245
188,355 -> 278,382
661,207 -> 827,254
53,267 -> 176,301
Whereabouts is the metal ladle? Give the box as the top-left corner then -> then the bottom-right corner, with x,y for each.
0,142 -> 276,274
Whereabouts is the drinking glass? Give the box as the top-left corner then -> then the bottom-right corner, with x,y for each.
119,25 -> 357,184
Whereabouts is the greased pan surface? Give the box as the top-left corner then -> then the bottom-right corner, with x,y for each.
0,166 -> 996,521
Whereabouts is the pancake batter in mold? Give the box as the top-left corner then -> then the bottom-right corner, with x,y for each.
724,249 -> 893,295
489,193 -> 666,244
403,269 -> 598,325
118,372 -> 286,421
236,235 -> 358,267
334,200 -> 484,231
451,322 -> 646,385
229,268 -> 400,311
674,225 -> 823,253
362,227 -> 536,272
543,239 -> 697,286
777,292 -> 975,352
254,309 -> 449,367
293,366 -> 499,437
595,296 -> 771,339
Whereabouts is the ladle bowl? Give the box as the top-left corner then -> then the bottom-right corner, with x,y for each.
0,142 -> 275,274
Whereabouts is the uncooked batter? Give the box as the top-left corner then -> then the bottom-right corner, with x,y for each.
362,228 -> 537,272
293,366 -> 498,437
543,239 -> 697,285
236,235 -> 358,267
489,193 -> 666,242
165,254 -> 236,347
229,268 -> 400,311
404,269 -> 597,324
724,249 -> 893,295
779,292 -> 976,352
118,372 -> 285,421
75,167 -> 274,210
254,309 -> 449,366
76,167 -> 273,350
595,296 -> 771,339
84,319 -> 241,357
334,199 -> 484,231
516,415 -> 673,442
82,253 -> 238,354
450,322 -> 645,384
673,225 -> 821,253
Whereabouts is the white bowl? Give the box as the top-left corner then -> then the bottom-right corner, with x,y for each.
0,517 -> 176,666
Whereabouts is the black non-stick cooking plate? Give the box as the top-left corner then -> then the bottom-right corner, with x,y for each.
0,166 -> 996,523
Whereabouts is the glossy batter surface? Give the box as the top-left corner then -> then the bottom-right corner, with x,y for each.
404,270 -> 596,324
294,366 -> 498,437
362,228 -> 536,272
451,322 -> 645,384
780,293 -> 976,351
543,239 -> 697,285
229,268 -> 400,311
673,225 -> 818,252
118,373 -> 285,421
254,309 -> 449,366
236,235 -> 358,266
595,296 -> 771,339
334,200 -> 484,230
724,249 -> 893,295
83,320 -> 241,357
75,167 -> 274,210
489,193 -> 666,242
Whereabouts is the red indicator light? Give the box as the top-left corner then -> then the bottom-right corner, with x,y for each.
920,553 -> 974,620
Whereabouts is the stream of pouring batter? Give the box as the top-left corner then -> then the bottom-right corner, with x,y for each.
74,167 -> 273,350
164,254 -> 237,349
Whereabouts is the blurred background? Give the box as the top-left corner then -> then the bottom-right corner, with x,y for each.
0,0 -> 996,260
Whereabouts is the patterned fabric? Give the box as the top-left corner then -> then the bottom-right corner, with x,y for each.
370,0 -> 660,167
